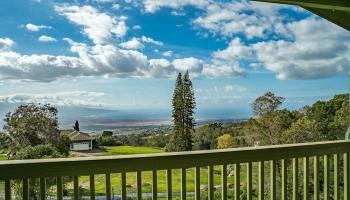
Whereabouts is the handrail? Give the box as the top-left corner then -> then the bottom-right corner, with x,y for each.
1,140 -> 350,179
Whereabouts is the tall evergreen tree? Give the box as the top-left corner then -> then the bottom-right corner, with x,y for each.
167,71 -> 196,151
182,71 -> 196,150
73,120 -> 80,132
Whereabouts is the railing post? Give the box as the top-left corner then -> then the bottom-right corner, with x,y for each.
73,176 -> 79,200
40,177 -> 46,200
270,160 -> 276,200
334,154 -> 339,200
152,170 -> 157,200
324,155 -> 329,200
259,161 -> 264,200
314,156 -> 319,200
136,171 -> 142,200
303,157 -> 309,200
208,166 -> 214,200
22,178 -> 29,200
181,168 -> 186,200
167,169 -> 172,200
281,159 -> 287,200
292,158 -> 298,200
235,163 -> 241,200
4,179 -> 11,200
90,174 -> 95,200
56,176 -> 63,200
247,162 -> 252,200
344,153 -> 349,200
106,173 -> 111,200
121,172 -> 127,200
222,164 -> 227,200
195,167 -> 200,200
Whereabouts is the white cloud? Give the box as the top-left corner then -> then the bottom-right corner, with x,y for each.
203,62 -> 245,78
213,38 -> 253,61
0,38 -> 14,50
142,0 -> 210,13
112,3 -> 120,10
213,18 -> 350,80
192,1 -> 287,39
55,5 -> 128,44
25,23 -> 51,32
120,36 -> 162,49
196,84 -> 247,93
224,85 -> 247,92
38,35 -> 57,42
162,51 -> 173,57
172,57 -> 204,75
94,0 -> 115,3
0,91 -> 106,108
120,38 -> 145,49
132,25 -> 142,30
141,36 -> 163,46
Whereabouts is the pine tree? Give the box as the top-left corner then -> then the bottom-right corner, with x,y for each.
167,71 -> 196,151
182,71 -> 196,150
73,120 -> 80,132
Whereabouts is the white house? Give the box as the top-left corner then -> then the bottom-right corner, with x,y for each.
62,130 -> 94,151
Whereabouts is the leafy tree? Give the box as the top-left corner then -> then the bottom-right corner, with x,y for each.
96,136 -> 122,146
193,123 -> 223,150
3,103 -> 60,154
167,71 -> 196,151
283,117 -> 321,144
217,134 -> 235,149
244,109 -> 300,145
73,120 -> 80,132
13,144 -> 61,160
251,92 -> 285,117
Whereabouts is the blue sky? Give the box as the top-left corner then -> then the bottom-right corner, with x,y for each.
0,0 -> 349,129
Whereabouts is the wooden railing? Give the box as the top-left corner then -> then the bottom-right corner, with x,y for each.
0,140 -> 350,199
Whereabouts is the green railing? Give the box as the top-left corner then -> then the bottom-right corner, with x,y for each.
0,140 -> 350,199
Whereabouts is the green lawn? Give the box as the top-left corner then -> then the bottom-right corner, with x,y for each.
77,146 -> 256,197
0,154 -> 7,160
96,146 -> 164,156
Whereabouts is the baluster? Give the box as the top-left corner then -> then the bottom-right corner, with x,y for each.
121,172 -> 127,200
22,178 -> 29,200
90,174 -> 95,200
281,159 -> 287,200
181,168 -> 186,200
137,171 -> 142,200
292,158 -> 298,200
247,162 -> 252,200
324,155 -> 329,200
57,176 -> 63,200
195,167 -> 200,200
334,154 -> 339,200
304,157 -> 309,200
345,153 -> 349,200
314,156 -> 319,200
152,170 -> 157,200
208,166 -> 214,200
73,176 -> 79,200
40,177 -> 46,200
5,179 -> 11,200
259,161 -> 264,200
106,173 -> 111,200
167,169 -> 172,200
270,160 -> 276,200
222,164 -> 227,200
235,163 -> 240,200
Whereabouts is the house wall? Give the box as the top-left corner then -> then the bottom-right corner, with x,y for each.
71,141 -> 92,151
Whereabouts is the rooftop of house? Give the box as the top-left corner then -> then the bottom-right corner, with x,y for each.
61,130 -> 94,142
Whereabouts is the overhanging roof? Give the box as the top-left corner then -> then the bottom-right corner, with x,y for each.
252,0 -> 350,31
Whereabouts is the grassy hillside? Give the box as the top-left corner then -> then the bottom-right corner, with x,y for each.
97,146 -> 164,156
